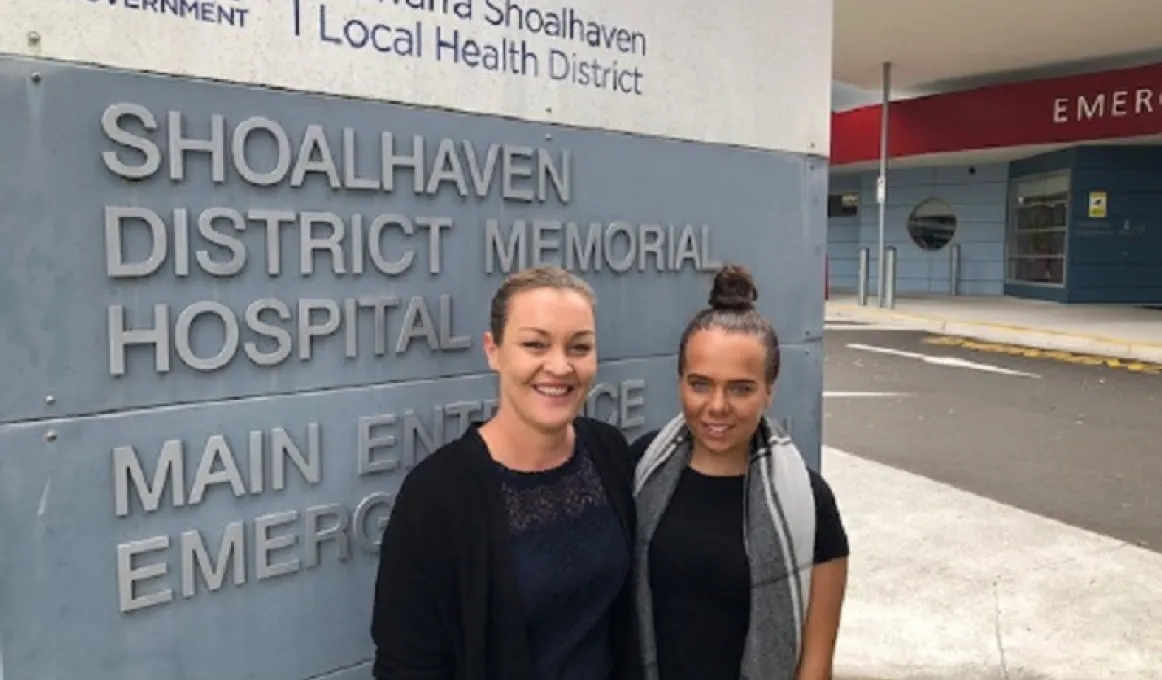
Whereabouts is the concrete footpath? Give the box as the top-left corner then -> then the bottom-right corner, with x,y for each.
827,295 -> 1162,365
825,446 -> 1162,680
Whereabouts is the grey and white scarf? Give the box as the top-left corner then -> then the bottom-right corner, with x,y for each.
633,413 -> 817,680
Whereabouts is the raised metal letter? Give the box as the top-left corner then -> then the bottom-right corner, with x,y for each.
358,414 -> 398,475
105,206 -> 167,278
188,434 -> 248,505
353,492 -> 395,553
699,225 -> 723,270
298,298 -> 341,360
380,133 -> 425,194
565,221 -> 600,272
342,127 -> 378,190
290,124 -> 342,189
426,138 -> 469,196
603,222 -> 636,273
586,383 -> 618,425
101,103 -> 162,180
367,214 -> 415,276
244,298 -> 294,366
402,408 -> 440,464
619,379 -> 646,428
415,216 -> 452,274
501,144 -> 535,201
108,304 -> 171,376
536,147 -> 571,204
195,207 -> 247,276
438,294 -> 472,350
396,296 -> 439,353
117,535 -> 173,613
248,209 -> 296,275
113,441 -> 185,517
444,400 -> 483,436
168,111 -> 225,183
304,504 -> 352,568
359,296 -> 401,356
174,301 -> 240,372
232,116 -> 292,186
254,510 -> 301,580
272,424 -> 322,490
674,225 -> 701,271
180,522 -> 245,598
638,225 -> 666,272
532,219 -> 563,265
485,219 -> 527,274
300,212 -> 347,275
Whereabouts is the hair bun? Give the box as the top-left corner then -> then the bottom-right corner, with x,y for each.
708,264 -> 758,312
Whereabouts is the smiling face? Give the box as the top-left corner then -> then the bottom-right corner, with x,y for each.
679,327 -> 773,460
484,287 -> 597,435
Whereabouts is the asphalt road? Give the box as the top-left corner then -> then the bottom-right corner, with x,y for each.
822,319 -> 1162,552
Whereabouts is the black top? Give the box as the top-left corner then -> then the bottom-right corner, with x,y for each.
631,431 -> 849,680
371,417 -> 641,680
492,443 -> 631,680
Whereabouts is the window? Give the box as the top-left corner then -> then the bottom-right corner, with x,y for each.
906,198 -> 958,251
827,192 -> 859,218
1006,171 -> 1069,286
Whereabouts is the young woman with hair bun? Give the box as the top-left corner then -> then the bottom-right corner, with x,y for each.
632,263 -> 849,680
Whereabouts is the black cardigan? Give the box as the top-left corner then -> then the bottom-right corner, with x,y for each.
370,416 -> 642,680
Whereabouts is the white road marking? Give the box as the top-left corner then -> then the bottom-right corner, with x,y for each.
846,342 -> 1042,378
823,391 -> 910,398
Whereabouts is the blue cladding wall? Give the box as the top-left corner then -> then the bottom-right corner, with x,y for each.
1067,146 -> 1162,304
0,56 -> 826,680
1008,148 -> 1076,179
832,146 -> 1162,304
1008,145 -> 1162,304
827,163 -> 1007,295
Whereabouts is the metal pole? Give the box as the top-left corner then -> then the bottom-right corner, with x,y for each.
877,61 -> 891,308
884,246 -> 898,309
949,243 -> 961,296
857,248 -> 870,306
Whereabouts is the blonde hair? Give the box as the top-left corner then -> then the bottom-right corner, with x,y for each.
488,265 -> 596,343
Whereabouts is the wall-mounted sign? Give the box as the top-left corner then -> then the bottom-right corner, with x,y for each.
831,61 -> 1162,165
1052,89 -> 1162,125
1088,190 -> 1108,218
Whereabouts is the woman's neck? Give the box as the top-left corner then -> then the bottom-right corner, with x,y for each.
479,408 -> 574,472
689,442 -> 749,477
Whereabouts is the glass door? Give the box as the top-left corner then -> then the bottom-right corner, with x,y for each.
1005,171 -> 1070,286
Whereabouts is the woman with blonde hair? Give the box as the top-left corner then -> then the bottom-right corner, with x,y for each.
371,265 -> 641,680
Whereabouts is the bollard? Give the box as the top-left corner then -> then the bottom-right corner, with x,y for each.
883,246 -> 898,309
857,247 -> 870,306
949,243 -> 961,296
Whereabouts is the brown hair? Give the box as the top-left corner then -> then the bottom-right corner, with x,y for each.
677,263 -> 781,384
488,265 -> 596,343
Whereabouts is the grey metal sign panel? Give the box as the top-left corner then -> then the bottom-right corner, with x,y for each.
0,56 -> 823,425
0,358 -> 672,680
0,54 -> 825,680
